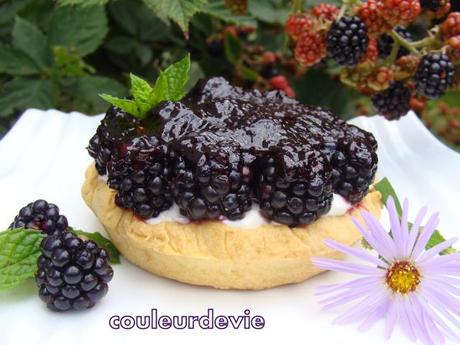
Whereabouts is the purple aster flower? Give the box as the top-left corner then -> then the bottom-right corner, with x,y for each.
312,196 -> 460,345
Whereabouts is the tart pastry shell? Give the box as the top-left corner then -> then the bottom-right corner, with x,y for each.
82,164 -> 382,290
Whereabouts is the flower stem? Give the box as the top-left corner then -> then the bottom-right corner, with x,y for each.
384,40 -> 401,66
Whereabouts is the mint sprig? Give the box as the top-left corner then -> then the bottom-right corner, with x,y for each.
373,178 -> 455,255
100,53 -> 191,119
0,228 -> 45,291
0,227 -> 120,292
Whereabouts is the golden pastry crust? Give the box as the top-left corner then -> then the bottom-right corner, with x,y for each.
82,164 -> 381,290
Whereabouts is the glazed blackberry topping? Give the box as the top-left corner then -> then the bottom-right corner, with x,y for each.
88,107 -> 141,175
9,200 -> 68,234
88,77 -> 378,227
36,231 -> 113,311
107,135 -> 173,219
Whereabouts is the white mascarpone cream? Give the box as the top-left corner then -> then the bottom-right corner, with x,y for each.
99,175 -> 352,229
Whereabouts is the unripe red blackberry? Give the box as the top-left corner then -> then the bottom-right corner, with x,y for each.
295,30 -> 327,67
311,3 -> 339,21
36,231 -> 113,311
327,16 -> 369,67
358,0 -> 393,37
10,200 -> 68,235
285,14 -> 313,41
381,0 -> 421,26
442,12 -> 460,40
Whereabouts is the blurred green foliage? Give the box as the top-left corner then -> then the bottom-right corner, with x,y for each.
0,0 -> 458,152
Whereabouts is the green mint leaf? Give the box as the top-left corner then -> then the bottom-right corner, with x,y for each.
69,229 -> 120,264
374,177 -> 403,217
0,78 -> 58,119
142,0 -> 207,35
99,94 -> 144,118
48,5 -> 108,57
57,0 -> 109,6
0,228 -> 45,291
0,44 -> 40,76
12,17 -> 52,68
152,53 -> 191,102
130,73 -> 154,108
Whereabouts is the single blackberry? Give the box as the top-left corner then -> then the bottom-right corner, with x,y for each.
88,107 -> 140,175
327,16 -> 369,67
256,148 -> 333,227
420,0 -> 443,11
107,135 -> 173,219
9,200 -> 68,235
36,231 -> 113,312
378,27 -> 412,59
371,82 -> 412,120
170,133 -> 253,221
414,53 -> 455,99
331,129 -> 378,203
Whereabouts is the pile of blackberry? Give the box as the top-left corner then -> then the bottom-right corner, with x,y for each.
88,77 -> 378,227
9,200 -> 113,312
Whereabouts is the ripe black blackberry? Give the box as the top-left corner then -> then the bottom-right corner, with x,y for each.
170,134 -> 253,221
256,149 -> 333,227
327,16 -> 369,66
87,106 -> 141,175
420,0 -> 443,11
36,231 -> 113,311
371,82 -> 412,120
9,200 -> 68,235
378,27 -> 412,59
331,129 -> 378,204
414,53 -> 455,99
107,135 -> 173,219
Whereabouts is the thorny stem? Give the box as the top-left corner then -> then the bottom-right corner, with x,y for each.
390,30 -> 421,56
293,0 -> 304,13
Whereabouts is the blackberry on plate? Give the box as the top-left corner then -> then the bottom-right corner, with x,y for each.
414,53 -> 455,99
9,200 -> 68,234
256,148 -> 333,227
36,231 -> 113,312
378,27 -> 412,59
88,106 -> 141,175
371,82 -> 412,120
107,135 -> 173,219
327,16 -> 369,66
170,133 -> 253,221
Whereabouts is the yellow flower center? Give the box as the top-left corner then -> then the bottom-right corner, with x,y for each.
386,261 -> 421,294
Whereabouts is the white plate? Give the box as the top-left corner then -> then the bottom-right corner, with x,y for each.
0,109 -> 459,345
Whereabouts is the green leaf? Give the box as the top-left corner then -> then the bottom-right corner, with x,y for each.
0,44 -> 40,75
99,94 -> 143,118
68,76 -> 127,114
203,0 -> 256,26
12,17 -> 51,68
142,0 -> 207,34
223,32 -> 242,65
0,228 -> 45,291
374,177 -> 403,217
248,0 -> 290,25
48,5 -> 108,57
153,53 -> 191,102
0,78 -> 58,118
57,0 -> 109,5
69,229 -> 120,264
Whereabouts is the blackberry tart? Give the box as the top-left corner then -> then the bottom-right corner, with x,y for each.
82,77 -> 381,289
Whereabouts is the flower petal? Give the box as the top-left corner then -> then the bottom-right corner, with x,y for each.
409,294 -> 444,345
411,213 -> 440,260
396,295 -> 418,342
387,197 -> 404,256
316,276 -> 381,295
399,199 -> 410,256
360,212 -> 398,261
311,257 -> 383,276
319,281 -> 381,310
323,239 -> 388,267
384,298 -> 398,339
406,206 -> 428,257
358,300 -> 389,332
352,216 -> 395,261
417,237 -> 458,263
421,252 -> 460,271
